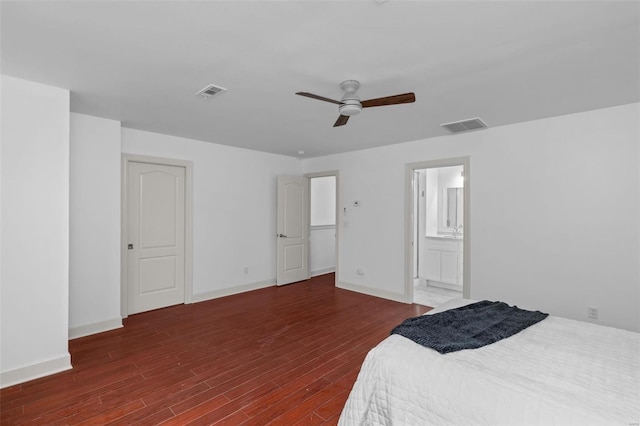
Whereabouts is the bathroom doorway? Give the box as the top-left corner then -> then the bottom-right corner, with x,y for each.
405,158 -> 470,307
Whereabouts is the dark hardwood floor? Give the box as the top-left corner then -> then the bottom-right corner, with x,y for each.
1,273 -> 430,425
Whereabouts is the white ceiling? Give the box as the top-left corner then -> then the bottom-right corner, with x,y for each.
2,1 -> 638,158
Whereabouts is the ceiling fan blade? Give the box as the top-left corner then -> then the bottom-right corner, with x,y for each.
361,92 -> 416,108
296,92 -> 342,105
334,115 -> 350,127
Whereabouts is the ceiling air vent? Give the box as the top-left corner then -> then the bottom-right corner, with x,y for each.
195,84 -> 227,99
440,117 -> 487,134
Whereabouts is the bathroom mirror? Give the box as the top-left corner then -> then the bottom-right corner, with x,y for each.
446,187 -> 463,229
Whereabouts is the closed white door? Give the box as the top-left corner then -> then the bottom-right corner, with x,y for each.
277,176 -> 309,285
127,161 -> 185,314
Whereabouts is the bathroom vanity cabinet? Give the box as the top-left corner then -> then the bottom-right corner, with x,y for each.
425,237 -> 463,288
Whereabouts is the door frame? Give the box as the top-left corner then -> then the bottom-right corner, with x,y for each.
121,153 -> 194,318
305,170 -> 340,287
404,157 -> 470,303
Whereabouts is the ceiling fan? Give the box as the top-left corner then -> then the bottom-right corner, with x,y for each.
296,80 -> 416,127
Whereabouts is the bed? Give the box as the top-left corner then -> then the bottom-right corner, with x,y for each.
338,299 -> 640,426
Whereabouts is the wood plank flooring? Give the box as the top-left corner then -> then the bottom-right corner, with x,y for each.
1,274 -> 430,425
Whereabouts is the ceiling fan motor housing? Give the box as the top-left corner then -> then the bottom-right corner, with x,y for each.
339,80 -> 362,116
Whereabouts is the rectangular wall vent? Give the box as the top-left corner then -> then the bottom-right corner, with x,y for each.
195,84 -> 227,98
440,117 -> 487,134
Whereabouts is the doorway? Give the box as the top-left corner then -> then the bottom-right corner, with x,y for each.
276,171 -> 339,286
405,158 -> 470,306
121,154 -> 193,317
309,174 -> 337,278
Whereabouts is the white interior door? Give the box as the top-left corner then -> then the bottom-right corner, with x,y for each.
277,176 -> 309,285
127,161 -> 185,314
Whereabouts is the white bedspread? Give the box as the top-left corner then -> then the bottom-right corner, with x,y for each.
339,299 -> 640,426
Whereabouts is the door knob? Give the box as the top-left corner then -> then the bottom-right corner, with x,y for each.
278,234 -> 287,238
128,244 -> 134,249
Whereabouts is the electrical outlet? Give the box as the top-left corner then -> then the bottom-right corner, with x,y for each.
587,306 -> 599,320
243,266 -> 249,275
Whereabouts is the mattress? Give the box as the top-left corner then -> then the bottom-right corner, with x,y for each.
338,299 -> 640,426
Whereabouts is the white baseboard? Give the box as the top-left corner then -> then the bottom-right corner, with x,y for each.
192,279 -> 276,303
69,318 -> 123,340
311,267 -> 336,277
1,354 -> 71,389
338,281 -> 408,303
426,280 -> 463,292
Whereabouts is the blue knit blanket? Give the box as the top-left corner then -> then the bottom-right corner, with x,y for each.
390,300 -> 548,354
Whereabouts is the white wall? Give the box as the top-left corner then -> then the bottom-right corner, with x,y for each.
310,228 -> 336,276
1,75 -> 71,387
310,176 -> 336,226
121,128 -> 300,299
69,113 -> 122,338
302,103 -> 640,331
423,169 -> 438,237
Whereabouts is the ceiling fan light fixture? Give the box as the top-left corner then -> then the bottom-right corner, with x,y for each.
339,99 -> 362,116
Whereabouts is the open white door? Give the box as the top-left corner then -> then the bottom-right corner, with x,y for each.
276,176 -> 309,285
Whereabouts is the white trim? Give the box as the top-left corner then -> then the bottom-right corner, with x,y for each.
305,171 -> 340,288
191,279 -> 276,303
310,224 -> 336,231
121,153 -> 194,318
0,354 -> 71,389
337,281 -> 406,303
311,267 -> 336,277
405,157 -> 471,304
426,280 -> 463,292
68,318 -> 123,340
